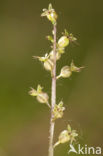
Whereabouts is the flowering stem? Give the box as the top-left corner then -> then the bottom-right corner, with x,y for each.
48,24 -> 57,156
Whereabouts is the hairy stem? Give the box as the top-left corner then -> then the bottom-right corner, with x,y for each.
48,24 -> 57,156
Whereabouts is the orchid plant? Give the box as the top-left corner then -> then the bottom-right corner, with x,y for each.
29,4 -> 83,156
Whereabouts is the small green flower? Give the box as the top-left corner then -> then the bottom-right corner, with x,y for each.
52,101 -> 65,121
33,53 -> 53,72
41,4 -> 58,25
29,85 -> 50,107
54,124 -> 78,148
58,30 -> 77,48
57,61 -> 83,79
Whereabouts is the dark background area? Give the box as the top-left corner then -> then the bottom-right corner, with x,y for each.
0,0 -> 103,155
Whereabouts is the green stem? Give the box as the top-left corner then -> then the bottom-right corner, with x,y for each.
56,75 -> 61,80
53,141 -> 60,148
48,23 -> 57,156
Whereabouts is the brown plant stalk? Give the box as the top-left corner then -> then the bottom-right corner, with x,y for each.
48,24 -> 57,156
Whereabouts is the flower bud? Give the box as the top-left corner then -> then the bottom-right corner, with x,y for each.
50,50 -> 61,61
41,4 -> 57,25
54,124 -> 78,148
29,85 -> 50,107
37,92 -> 49,104
47,11 -> 57,24
44,59 -> 54,71
58,36 -> 69,48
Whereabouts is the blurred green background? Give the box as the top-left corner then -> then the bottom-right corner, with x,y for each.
0,0 -> 103,156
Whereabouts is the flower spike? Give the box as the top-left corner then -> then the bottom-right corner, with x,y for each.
29,4 -> 84,156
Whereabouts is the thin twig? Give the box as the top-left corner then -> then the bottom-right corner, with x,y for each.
48,23 -> 57,156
